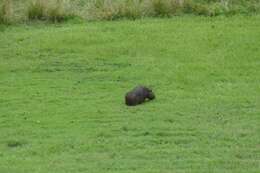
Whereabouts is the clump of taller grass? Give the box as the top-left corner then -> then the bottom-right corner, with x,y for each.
87,0 -> 142,21
27,0 -> 45,20
182,0 -> 211,16
0,0 -> 13,24
85,0 -> 230,20
118,0 -> 143,20
86,0 -> 184,20
208,2 -> 228,16
86,0 -> 121,20
150,0 -> 185,17
47,0 -> 75,22
0,4 -> 3,23
27,0 -> 76,22
151,0 -> 172,17
247,2 -> 260,14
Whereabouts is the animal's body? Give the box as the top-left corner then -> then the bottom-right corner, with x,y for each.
125,86 -> 155,106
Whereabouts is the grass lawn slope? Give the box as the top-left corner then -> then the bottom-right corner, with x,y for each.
0,16 -> 260,173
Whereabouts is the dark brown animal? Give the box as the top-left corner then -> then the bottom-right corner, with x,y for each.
125,86 -> 155,106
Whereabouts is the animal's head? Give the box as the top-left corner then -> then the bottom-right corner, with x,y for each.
145,87 -> 155,100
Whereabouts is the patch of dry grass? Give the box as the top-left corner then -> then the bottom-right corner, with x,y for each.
1,0 -> 260,23
27,0 -> 76,22
0,0 -> 13,24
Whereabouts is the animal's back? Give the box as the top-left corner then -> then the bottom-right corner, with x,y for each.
125,86 -> 154,106
125,86 -> 146,106
125,92 -> 138,106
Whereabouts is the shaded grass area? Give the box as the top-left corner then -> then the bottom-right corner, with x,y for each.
0,16 -> 260,172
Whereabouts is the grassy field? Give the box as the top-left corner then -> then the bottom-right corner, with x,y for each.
0,16 -> 260,172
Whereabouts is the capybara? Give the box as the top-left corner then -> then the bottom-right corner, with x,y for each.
125,86 -> 155,106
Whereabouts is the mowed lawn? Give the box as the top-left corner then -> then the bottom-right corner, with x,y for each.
0,16 -> 259,173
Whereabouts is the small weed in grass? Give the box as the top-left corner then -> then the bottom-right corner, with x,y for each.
7,140 -> 24,148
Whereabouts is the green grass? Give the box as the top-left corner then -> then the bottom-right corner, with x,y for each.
0,16 -> 260,173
